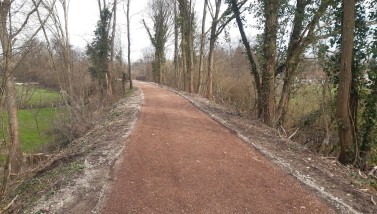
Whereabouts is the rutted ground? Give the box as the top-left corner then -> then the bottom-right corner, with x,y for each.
5,81 -> 375,213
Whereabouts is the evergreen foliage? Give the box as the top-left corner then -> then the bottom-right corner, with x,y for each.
86,7 -> 112,96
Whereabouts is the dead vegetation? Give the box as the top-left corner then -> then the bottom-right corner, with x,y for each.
158,83 -> 377,214
0,88 -> 142,213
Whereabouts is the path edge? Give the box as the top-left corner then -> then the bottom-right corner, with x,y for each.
152,82 -> 360,214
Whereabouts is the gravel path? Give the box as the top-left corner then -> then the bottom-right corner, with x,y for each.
102,82 -> 334,213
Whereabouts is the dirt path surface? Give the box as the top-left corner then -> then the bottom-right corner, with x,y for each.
102,82 -> 334,214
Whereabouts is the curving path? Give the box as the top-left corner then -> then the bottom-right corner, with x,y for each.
102,82 -> 334,214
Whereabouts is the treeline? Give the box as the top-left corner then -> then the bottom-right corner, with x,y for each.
143,0 -> 377,169
0,0 -> 132,196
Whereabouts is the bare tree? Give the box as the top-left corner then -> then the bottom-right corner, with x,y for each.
229,0 -> 262,115
126,0 -> 133,89
173,0 -> 180,89
206,0 -> 238,100
196,0 -> 209,93
0,0 -> 55,193
207,0 -> 223,100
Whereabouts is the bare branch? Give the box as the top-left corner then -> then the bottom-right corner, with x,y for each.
11,0 -> 43,39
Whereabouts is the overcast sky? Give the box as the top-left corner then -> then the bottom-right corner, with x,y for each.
67,0 -> 256,61
69,0 -> 149,60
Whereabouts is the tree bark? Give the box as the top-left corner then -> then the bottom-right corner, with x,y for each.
178,0 -> 188,91
181,31 -> 187,91
107,0 -> 117,96
337,0 -> 356,164
207,0 -> 222,100
187,0 -> 194,93
261,0 -> 279,125
127,0 -> 133,89
62,0 -> 74,102
0,0 -> 23,177
173,0 -> 180,89
197,0 -> 208,94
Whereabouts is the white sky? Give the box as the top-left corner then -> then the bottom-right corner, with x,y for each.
69,0 -> 149,60
68,0 -> 257,61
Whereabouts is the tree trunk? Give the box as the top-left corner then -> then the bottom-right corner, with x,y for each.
181,27 -> 187,91
275,0 -> 330,126
230,0 -> 262,115
186,0 -> 194,93
159,53 -> 163,84
275,0 -> 307,125
5,74 -> 22,175
63,0 -> 74,102
261,0 -> 279,125
207,0 -> 222,100
0,1 -> 23,177
197,0 -> 208,94
207,36 -> 215,100
174,0 -> 179,89
127,0 -> 133,89
107,0 -> 117,96
337,0 -> 356,164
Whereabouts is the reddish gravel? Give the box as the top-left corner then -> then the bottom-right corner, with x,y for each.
102,82 -> 335,213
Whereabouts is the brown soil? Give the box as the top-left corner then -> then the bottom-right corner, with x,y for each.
102,82 -> 334,213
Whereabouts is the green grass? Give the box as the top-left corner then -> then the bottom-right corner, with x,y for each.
18,107 -> 58,152
125,87 -> 137,97
0,107 -> 59,153
0,86 -> 63,154
285,84 -> 329,126
17,86 -> 62,107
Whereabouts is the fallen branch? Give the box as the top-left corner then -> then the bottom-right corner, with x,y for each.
321,157 -> 338,159
358,169 -> 368,179
371,196 -> 376,206
368,166 -> 377,177
280,125 -> 287,137
288,128 -> 300,140
1,195 -> 18,213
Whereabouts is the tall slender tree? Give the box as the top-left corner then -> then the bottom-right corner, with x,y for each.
0,0 -> 55,192
197,0 -> 209,93
126,0 -> 133,89
177,0 -> 194,92
206,0 -> 237,100
336,0 -> 356,164
260,0 -> 280,125
275,0 -> 331,126
173,0 -> 180,88
229,0 -> 262,115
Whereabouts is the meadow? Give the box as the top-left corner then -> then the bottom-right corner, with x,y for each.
1,86 -> 62,156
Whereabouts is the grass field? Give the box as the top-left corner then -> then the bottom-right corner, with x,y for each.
0,107 -> 59,153
283,84 -> 333,127
17,86 -> 62,108
0,86 -> 63,156
18,107 -> 58,152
